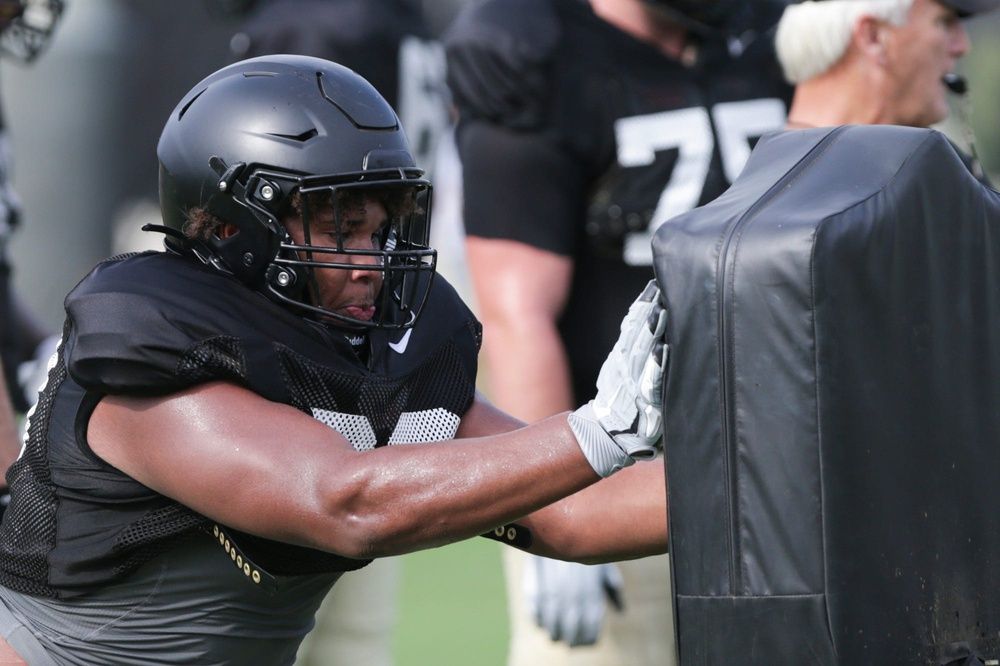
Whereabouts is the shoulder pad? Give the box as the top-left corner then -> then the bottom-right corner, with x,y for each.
419,275 -> 482,352
64,253 -> 355,399
370,274 -> 482,378
444,0 -> 560,129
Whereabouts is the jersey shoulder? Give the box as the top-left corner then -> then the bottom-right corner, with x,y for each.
371,273 -> 481,379
64,252 -> 357,398
418,274 -> 481,348
444,0 -> 561,129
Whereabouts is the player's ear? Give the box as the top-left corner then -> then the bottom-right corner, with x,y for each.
853,15 -> 890,66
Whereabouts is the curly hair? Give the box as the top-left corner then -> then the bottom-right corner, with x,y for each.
181,185 -> 421,241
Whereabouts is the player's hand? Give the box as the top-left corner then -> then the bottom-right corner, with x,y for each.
525,555 -> 623,647
569,280 -> 668,477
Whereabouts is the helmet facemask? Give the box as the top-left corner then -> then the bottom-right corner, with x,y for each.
250,171 -> 436,331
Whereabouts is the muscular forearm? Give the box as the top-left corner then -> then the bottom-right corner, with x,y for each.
90,385 -> 604,561
328,413 -> 600,558
517,462 -> 668,564
90,275 -> 668,563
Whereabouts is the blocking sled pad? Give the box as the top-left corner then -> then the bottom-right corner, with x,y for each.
653,125 -> 1000,664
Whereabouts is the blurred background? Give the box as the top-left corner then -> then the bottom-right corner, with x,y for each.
0,1 -> 997,664
3,1 -> 998,333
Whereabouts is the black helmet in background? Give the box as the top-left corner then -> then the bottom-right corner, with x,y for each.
156,54 -> 436,330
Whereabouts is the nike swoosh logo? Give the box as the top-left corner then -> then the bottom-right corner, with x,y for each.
389,328 -> 413,354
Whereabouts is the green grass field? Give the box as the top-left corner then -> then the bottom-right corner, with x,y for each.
394,538 -> 509,666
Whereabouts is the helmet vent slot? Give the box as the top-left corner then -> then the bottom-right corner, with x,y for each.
268,128 -> 319,143
178,88 -> 207,121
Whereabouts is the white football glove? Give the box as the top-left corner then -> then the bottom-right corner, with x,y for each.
569,280 -> 668,477
525,555 -> 623,647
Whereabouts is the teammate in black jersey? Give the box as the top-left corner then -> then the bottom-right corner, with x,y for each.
0,55 -> 669,664
445,0 -> 790,662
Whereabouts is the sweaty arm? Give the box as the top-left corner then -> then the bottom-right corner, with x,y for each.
520,463 -> 667,564
89,280 -> 665,562
88,384 -> 599,561
463,395 -> 668,564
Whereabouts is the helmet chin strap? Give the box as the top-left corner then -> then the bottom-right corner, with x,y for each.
341,329 -> 370,366
342,330 -> 367,349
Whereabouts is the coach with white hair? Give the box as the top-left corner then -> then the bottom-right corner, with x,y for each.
777,0 -> 998,129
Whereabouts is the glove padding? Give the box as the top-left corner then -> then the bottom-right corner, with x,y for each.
524,555 -> 623,647
569,280 -> 668,477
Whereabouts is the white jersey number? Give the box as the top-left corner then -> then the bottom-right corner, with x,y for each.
616,99 -> 786,266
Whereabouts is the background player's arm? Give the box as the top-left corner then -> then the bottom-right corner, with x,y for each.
467,236 -> 575,422
447,0 -> 580,423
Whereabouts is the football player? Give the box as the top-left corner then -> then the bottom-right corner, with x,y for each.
225,3 -> 451,663
0,55 -> 668,664
445,0 -> 790,662
778,0 -> 997,131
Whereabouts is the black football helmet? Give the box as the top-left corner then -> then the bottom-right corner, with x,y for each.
0,0 -> 63,63
156,54 -> 436,330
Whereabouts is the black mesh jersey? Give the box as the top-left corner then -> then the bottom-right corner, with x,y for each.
0,251 -> 481,599
446,0 -> 791,404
